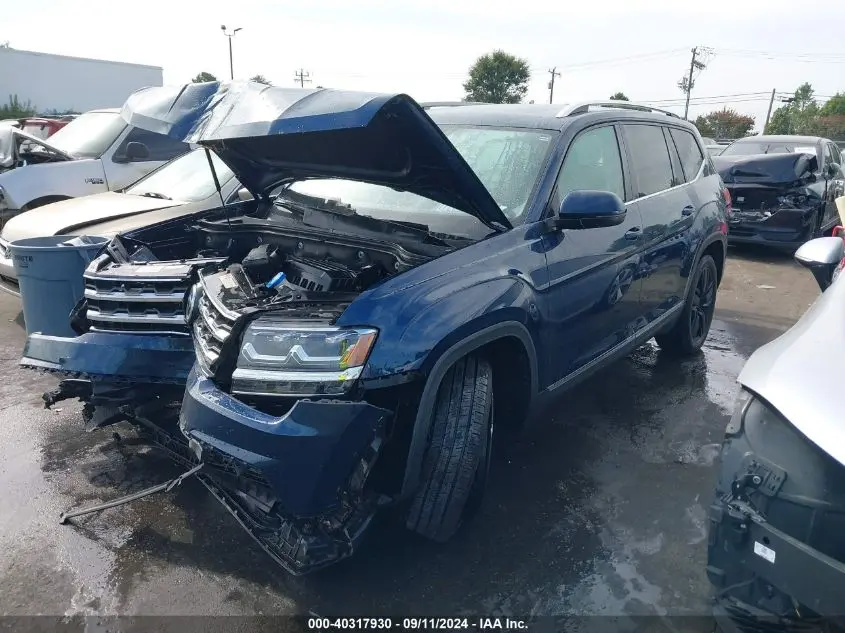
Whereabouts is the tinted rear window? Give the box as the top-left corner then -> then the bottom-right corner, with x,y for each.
623,124 -> 673,198
669,128 -> 704,182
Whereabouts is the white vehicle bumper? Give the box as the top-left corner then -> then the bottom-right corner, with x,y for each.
0,238 -> 20,298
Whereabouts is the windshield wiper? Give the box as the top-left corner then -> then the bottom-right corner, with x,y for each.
140,192 -> 172,200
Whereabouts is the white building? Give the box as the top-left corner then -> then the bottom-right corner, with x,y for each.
0,46 -> 162,113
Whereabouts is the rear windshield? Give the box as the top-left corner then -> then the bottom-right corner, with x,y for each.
722,141 -> 819,159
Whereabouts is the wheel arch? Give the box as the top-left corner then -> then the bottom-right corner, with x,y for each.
399,321 -> 538,499
21,195 -> 72,212
685,232 -> 726,298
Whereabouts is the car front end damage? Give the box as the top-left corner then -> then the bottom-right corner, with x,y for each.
707,392 -> 845,630
714,152 -> 827,250
19,82 -> 509,573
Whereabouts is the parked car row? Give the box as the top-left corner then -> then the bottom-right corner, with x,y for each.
4,82 -> 842,630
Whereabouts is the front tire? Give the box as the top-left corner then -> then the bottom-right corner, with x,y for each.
406,354 -> 493,542
655,254 -> 718,355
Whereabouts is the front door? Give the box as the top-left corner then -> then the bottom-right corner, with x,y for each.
539,123 -> 644,386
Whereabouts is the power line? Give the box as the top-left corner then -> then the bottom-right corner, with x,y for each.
714,47 -> 845,61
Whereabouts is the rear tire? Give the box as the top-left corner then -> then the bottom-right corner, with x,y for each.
406,354 -> 493,542
655,254 -> 718,356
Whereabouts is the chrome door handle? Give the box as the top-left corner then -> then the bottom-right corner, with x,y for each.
624,227 -> 641,240
682,205 -> 695,216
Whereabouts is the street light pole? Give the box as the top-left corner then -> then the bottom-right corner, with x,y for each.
220,25 -> 242,80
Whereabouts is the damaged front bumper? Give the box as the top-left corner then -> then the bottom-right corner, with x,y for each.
707,394 -> 845,627
21,331 -> 195,383
179,367 -> 391,574
727,206 -> 823,250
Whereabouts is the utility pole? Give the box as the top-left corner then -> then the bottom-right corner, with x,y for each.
221,25 -> 242,80
779,96 -> 796,134
547,67 -> 561,104
763,88 -> 776,133
683,47 -> 698,120
294,69 -> 312,88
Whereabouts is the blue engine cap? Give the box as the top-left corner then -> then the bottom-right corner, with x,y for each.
266,272 -> 286,289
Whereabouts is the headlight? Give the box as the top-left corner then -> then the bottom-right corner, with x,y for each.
231,321 -> 377,396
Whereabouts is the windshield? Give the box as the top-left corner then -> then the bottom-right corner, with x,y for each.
125,148 -> 235,202
281,125 -> 554,236
722,141 -> 820,159
44,111 -> 126,158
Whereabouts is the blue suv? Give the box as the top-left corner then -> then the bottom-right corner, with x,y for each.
23,83 -> 729,574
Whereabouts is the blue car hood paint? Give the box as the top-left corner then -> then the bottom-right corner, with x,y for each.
120,81 -> 511,230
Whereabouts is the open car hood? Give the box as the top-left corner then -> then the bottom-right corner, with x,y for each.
120,82 -> 511,230
713,152 -> 818,185
0,125 -> 74,167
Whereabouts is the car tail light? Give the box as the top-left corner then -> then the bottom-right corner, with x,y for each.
722,187 -> 732,215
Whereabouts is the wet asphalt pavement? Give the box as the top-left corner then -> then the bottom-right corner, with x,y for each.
0,246 -> 823,629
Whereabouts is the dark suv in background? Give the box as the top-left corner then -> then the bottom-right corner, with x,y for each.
24,86 -> 729,573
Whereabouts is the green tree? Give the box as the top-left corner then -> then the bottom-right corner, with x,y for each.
815,115 -> 845,140
820,92 -> 845,117
250,74 -> 272,85
694,108 -> 755,139
0,95 -> 36,119
463,50 -> 530,104
609,92 -> 629,101
765,83 -> 819,135
192,71 -> 217,83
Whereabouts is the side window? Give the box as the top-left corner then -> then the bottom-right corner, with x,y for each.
113,127 -> 190,163
669,128 -> 705,182
552,125 -> 625,211
623,124 -> 674,198
827,143 -> 841,167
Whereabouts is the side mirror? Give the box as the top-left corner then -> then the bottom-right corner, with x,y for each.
795,236 -> 844,291
125,141 -> 150,162
827,162 -> 840,178
237,188 -> 253,202
547,190 -> 627,231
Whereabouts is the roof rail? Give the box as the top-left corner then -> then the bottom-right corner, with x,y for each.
420,101 -> 488,109
556,101 -> 680,119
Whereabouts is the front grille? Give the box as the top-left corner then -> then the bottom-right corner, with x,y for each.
192,289 -> 235,371
84,269 -> 191,335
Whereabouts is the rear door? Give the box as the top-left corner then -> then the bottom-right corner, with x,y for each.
102,127 -> 190,190
621,123 -> 694,322
540,123 -> 645,384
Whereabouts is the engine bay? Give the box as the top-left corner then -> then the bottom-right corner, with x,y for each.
199,243 -> 391,316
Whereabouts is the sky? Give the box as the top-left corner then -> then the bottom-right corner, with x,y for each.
4,0 -> 845,132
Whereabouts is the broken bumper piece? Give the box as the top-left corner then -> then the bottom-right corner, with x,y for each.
20,332 -> 195,383
179,368 -> 391,574
727,207 -> 822,250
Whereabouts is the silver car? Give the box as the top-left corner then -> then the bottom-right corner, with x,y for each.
707,236 -> 845,628
0,147 -> 246,296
